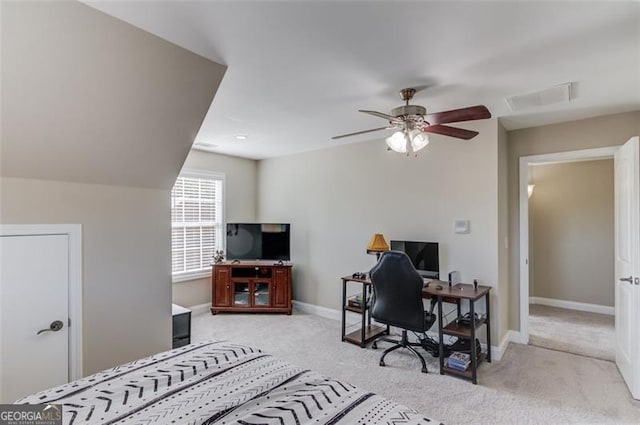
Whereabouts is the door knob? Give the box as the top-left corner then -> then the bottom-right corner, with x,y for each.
619,276 -> 633,283
37,320 -> 64,335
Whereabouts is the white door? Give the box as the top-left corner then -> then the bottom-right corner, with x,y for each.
614,136 -> 640,400
0,234 -> 70,403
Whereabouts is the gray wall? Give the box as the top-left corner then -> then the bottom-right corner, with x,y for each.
172,150 -> 258,308
257,119 -> 506,343
497,122 -> 510,339
529,160 -> 614,306
1,2 -> 225,375
1,1 -> 225,189
0,178 -> 171,375
507,111 -> 640,330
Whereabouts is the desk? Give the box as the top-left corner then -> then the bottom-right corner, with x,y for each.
341,275 -> 491,384
423,282 -> 492,384
340,275 -> 389,347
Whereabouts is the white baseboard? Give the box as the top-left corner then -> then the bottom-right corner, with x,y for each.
491,333 -> 508,361
506,330 -> 527,344
292,300 -> 342,321
188,303 -> 211,316
480,330 -> 525,361
530,296 -> 614,316
292,300 -> 528,361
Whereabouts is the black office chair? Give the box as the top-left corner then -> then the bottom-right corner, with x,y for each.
369,250 -> 437,373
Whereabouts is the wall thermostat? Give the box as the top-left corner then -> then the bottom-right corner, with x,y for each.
454,220 -> 470,234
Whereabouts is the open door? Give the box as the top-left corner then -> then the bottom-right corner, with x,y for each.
614,136 -> 640,400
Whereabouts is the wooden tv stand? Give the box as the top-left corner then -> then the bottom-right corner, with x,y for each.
211,261 -> 292,315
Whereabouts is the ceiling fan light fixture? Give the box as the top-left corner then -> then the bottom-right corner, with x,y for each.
331,87 -> 491,156
385,131 -> 407,153
409,130 -> 430,152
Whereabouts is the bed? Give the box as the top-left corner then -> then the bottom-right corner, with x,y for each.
18,340 -> 441,425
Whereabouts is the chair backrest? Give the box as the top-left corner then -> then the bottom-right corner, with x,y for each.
369,250 -> 427,332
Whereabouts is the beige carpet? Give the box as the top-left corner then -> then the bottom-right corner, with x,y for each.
529,304 -> 615,362
192,311 -> 640,425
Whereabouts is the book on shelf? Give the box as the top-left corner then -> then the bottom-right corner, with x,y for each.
447,351 -> 471,371
347,295 -> 368,308
448,357 -> 470,365
449,351 -> 471,363
448,362 -> 470,370
447,362 -> 470,372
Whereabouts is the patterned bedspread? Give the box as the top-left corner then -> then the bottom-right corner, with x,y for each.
18,340 -> 440,425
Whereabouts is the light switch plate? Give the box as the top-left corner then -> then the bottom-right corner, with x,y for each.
454,220 -> 470,234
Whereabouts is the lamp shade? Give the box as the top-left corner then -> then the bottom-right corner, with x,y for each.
366,233 -> 389,254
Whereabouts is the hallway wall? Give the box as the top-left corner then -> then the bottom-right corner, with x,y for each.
529,159 -> 614,307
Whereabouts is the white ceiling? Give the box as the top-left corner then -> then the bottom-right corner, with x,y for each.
85,1 -> 640,160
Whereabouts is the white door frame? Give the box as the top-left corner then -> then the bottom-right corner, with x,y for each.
519,146 -> 619,342
0,224 -> 83,387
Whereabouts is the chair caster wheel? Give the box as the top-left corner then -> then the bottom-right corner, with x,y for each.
372,342 -> 377,349
379,360 -> 385,367
421,368 -> 428,374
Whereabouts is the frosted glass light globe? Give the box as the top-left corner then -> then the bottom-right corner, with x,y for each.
385,131 -> 407,153
409,130 -> 430,152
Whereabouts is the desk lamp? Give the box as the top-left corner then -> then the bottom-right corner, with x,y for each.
366,233 -> 389,260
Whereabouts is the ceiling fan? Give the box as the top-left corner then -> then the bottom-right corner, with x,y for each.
332,88 -> 491,155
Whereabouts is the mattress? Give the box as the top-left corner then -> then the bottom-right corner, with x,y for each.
18,340 -> 440,425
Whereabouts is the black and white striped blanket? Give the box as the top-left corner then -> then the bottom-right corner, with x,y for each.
18,340 -> 440,424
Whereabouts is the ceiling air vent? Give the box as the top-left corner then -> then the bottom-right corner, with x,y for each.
506,83 -> 572,112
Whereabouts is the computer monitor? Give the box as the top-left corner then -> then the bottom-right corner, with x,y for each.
390,240 -> 439,279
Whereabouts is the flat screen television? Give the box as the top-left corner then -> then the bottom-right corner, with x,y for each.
226,223 -> 291,261
390,240 -> 439,279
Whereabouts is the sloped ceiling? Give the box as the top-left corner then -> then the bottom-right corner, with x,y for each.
1,1 -> 226,190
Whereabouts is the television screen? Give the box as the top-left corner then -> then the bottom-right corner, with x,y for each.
226,223 -> 290,261
390,240 -> 439,278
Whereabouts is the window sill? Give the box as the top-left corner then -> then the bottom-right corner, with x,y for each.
172,271 -> 211,284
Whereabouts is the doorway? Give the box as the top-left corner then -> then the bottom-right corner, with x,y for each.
527,158 -> 615,360
0,224 -> 83,403
519,138 -> 640,399
519,146 -> 619,354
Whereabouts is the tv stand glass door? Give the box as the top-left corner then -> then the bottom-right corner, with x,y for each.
253,282 -> 270,306
233,281 -> 250,306
233,281 -> 271,307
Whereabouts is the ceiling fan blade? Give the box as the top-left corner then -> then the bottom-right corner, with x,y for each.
359,110 -> 401,122
423,124 -> 479,140
425,105 -> 491,125
332,126 -> 392,140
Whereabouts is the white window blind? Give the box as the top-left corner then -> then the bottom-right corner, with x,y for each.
171,173 -> 223,279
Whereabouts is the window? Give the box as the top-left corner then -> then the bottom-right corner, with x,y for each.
171,171 -> 224,281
